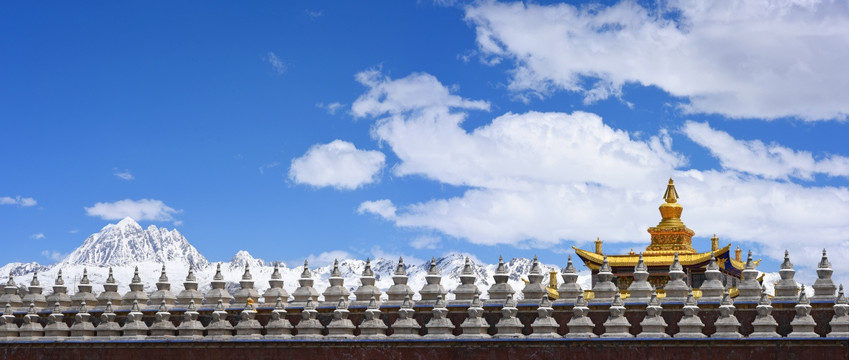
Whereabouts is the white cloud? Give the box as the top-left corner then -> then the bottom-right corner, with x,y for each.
351,69 -> 490,118
465,0 -> 849,121
85,199 -> 181,222
113,168 -> 134,180
682,121 -> 849,180
0,195 -> 37,207
351,70 -> 849,286
316,102 -> 345,115
30,233 -> 45,240
266,52 -> 287,74
289,140 -> 386,190
302,250 -> 351,267
258,161 -> 281,175
41,250 -> 66,262
353,71 -> 683,190
410,235 -> 441,250
68,229 -> 79,234
358,199 -> 397,219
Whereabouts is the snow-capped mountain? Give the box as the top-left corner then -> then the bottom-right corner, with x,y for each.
61,217 -> 208,269
0,217 -> 595,302
228,250 -> 266,269
0,261 -> 48,278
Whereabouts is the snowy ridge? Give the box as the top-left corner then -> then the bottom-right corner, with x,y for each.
0,262 -> 49,278
229,250 -> 266,269
0,217 -> 586,301
61,217 -> 207,269
0,255 -> 586,302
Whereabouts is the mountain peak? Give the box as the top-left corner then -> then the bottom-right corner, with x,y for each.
229,250 -> 265,268
62,220 -> 208,269
117,216 -> 141,228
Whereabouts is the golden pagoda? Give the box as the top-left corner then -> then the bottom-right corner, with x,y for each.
572,178 -> 755,294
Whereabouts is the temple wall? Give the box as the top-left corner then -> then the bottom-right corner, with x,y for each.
0,300 -> 843,337
2,339 -> 847,360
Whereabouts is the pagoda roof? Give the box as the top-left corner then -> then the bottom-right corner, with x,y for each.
572,244 -> 756,276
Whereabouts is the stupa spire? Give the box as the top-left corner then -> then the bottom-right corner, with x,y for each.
320,259 -> 350,307
645,177 -> 696,255
151,264 -> 176,307
657,178 -> 684,228
262,261 -> 289,307
487,255 -> 515,304
291,259 -> 319,307
353,257 -> 381,306
663,177 -> 679,203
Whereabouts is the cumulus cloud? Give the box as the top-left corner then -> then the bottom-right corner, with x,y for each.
358,199 -> 397,219
113,168 -> 134,180
352,70 -> 849,285
289,140 -> 386,190
85,199 -> 181,222
353,71 -> 682,190
682,121 -> 849,180
465,0 -> 849,120
0,196 -> 37,207
266,51 -> 287,74
352,69 -> 490,118
30,233 -> 45,240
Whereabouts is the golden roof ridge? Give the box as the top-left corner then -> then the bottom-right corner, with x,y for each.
572,244 -> 733,268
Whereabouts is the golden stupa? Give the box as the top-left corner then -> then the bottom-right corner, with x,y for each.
570,178 -> 756,297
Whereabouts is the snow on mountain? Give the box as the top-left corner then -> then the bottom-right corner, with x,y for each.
0,255 -> 587,302
61,217 -> 207,269
0,262 -> 49,278
0,217 -> 597,302
228,250 -> 266,269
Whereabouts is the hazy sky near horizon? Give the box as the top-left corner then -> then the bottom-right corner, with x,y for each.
1,1 -> 847,284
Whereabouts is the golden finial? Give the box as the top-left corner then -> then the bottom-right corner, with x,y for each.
645,177 -> 696,254
594,237 -> 603,254
711,234 -> 719,251
655,177 -> 685,229
663,178 -> 679,204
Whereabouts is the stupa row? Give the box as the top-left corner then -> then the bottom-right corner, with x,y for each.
0,280 -> 847,341
0,249 -> 847,341
0,248 -> 843,312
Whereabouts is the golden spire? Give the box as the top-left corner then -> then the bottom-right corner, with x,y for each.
645,177 -> 696,255
663,178 -> 679,203
656,178 -> 684,228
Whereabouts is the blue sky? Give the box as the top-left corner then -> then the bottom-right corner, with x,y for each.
1,1 -> 847,283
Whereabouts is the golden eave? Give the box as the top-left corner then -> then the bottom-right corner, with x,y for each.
572,244 -> 737,270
